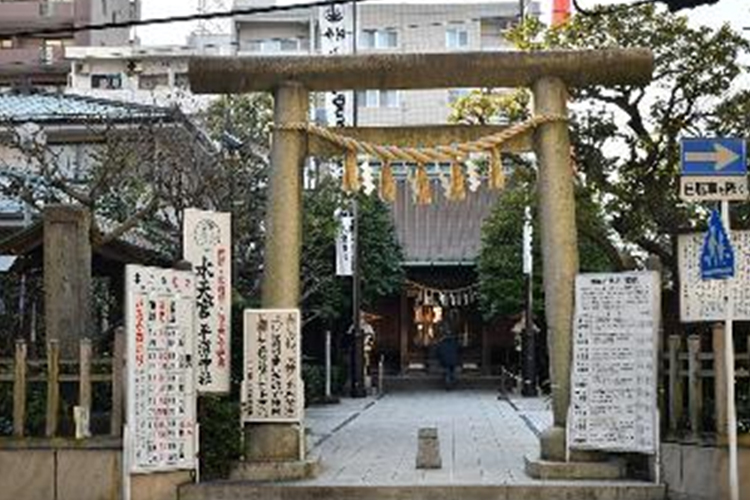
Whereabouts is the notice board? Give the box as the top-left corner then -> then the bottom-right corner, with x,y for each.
569,272 -> 660,454
679,230 -> 750,322
125,265 -> 197,473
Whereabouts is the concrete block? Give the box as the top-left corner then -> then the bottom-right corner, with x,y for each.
540,425 -> 566,461
229,458 -> 320,481
57,449 -> 120,500
0,450 -> 54,500
524,455 -> 626,480
131,470 -> 192,500
415,427 -> 441,469
244,423 -> 303,462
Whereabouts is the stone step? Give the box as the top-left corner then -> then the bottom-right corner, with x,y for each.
383,375 -> 504,392
180,482 -> 666,500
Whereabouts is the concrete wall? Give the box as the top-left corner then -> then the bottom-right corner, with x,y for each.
0,447 -> 191,500
662,442 -> 750,500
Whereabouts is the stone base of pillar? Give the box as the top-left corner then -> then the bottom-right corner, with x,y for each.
230,458 -> 320,482
243,423 -> 304,462
534,426 -> 625,480
540,425 -> 567,461
524,456 -> 626,480
234,423 -> 319,481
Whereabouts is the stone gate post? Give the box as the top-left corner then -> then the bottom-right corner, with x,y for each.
532,77 -> 579,461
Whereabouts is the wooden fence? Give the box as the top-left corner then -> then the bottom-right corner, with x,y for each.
0,327 -> 124,438
663,323 -> 750,442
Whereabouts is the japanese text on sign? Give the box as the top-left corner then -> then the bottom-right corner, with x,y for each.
126,265 -> 197,473
242,309 -> 303,423
679,230 -> 750,322
319,3 -> 353,127
569,272 -> 660,454
183,208 -> 232,393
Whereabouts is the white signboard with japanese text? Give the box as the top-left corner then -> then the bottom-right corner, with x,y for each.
319,2 -> 353,127
242,309 -> 303,423
569,272 -> 660,454
183,208 -> 232,393
679,230 -> 750,322
335,208 -> 354,276
125,265 -> 197,473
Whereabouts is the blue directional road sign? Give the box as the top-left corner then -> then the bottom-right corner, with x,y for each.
681,138 -> 746,176
701,209 -> 735,280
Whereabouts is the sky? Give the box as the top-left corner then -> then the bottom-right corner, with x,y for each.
137,0 -> 749,46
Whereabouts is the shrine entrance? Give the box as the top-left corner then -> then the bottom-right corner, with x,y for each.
189,48 -> 653,476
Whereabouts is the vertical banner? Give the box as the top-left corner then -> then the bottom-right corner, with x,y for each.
125,265 -> 197,473
242,309 -> 303,423
319,2 -> 354,127
183,208 -> 232,394
568,271 -> 660,454
335,208 -> 354,276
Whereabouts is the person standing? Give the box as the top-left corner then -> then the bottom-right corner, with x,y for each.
437,309 -> 460,389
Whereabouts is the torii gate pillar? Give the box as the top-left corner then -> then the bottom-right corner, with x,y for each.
533,77 -> 578,461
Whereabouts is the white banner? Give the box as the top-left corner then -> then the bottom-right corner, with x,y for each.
335,209 -> 354,276
242,309 -> 303,423
569,271 -> 660,454
125,265 -> 197,473
183,208 -> 232,393
679,230 -> 750,322
319,2 -> 353,127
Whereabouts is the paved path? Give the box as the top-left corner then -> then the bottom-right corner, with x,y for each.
302,390 -> 542,485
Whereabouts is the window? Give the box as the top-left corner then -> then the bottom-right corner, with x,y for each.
360,29 -> 398,49
245,38 -> 301,53
0,39 -> 12,49
91,73 -> 122,89
138,73 -> 169,90
356,90 -> 400,108
174,73 -> 190,89
446,28 -> 469,49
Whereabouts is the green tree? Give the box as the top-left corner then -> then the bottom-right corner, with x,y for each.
460,6 -> 750,320
301,177 -> 404,326
478,171 -> 615,319
502,6 -> 750,274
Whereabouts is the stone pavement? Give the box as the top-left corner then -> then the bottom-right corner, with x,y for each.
506,395 -> 555,437
181,389 -> 666,500
302,389 -> 542,485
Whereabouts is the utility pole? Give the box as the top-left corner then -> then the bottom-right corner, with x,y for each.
349,0 -> 366,398
351,197 -> 365,397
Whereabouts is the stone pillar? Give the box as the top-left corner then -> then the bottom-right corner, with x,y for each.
532,77 -> 579,461
44,205 -> 92,359
249,82 -> 309,464
261,82 -> 308,308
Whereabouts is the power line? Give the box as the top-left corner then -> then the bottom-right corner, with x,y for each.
0,0 -> 375,39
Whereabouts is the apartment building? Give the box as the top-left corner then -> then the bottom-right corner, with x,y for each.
232,0 -> 539,126
65,35 -> 231,113
0,0 -> 140,86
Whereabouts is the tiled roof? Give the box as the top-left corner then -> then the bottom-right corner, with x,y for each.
391,179 -> 500,264
0,90 -> 170,123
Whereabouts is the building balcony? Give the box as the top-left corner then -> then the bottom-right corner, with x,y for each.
0,1 -> 75,31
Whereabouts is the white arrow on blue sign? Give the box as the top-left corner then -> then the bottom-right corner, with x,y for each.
701,209 -> 735,280
681,138 -> 746,176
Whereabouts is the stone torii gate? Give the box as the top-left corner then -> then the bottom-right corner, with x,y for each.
189,49 -> 653,475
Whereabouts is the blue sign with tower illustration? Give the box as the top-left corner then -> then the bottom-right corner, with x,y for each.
701,209 -> 735,280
